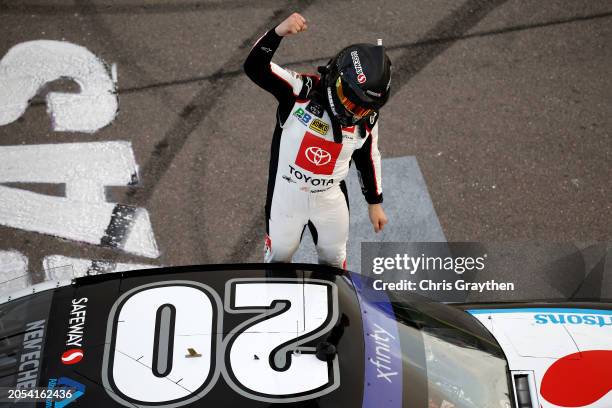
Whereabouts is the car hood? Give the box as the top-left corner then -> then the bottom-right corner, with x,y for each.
468,307 -> 612,408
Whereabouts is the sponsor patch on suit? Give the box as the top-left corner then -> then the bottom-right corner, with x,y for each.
306,101 -> 323,118
309,118 -> 330,135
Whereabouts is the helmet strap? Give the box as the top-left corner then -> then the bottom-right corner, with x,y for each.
324,85 -> 346,143
357,121 -> 368,139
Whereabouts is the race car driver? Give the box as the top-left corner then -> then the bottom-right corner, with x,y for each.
244,12 -> 392,268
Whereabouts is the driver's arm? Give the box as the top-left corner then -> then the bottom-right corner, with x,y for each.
243,13 -> 307,103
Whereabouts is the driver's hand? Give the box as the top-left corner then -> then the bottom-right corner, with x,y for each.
368,204 -> 388,233
275,13 -> 308,36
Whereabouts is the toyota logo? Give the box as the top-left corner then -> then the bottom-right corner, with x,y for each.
305,146 -> 332,166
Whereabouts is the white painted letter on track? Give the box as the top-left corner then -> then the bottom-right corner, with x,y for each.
0,142 -> 159,258
0,40 -> 118,132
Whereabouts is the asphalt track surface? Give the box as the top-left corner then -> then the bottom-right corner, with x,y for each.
0,1 -> 610,299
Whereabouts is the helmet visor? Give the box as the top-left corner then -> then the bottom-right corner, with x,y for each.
335,77 -> 374,119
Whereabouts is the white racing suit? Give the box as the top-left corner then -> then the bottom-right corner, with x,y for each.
244,29 -> 383,268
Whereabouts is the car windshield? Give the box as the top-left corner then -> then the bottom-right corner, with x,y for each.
388,295 -> 514,408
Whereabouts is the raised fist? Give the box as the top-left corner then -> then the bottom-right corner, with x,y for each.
275,13 -> 308,36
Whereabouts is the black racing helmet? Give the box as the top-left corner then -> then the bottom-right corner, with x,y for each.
323,42 -> 392,126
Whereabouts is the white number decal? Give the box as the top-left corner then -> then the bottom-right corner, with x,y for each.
102,281 -> 222,407
222,279 -> 340,403
0,40 -> 117,132
103,279 -> 340,406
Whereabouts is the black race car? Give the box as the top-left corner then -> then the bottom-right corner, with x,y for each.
4,264 -> 606,407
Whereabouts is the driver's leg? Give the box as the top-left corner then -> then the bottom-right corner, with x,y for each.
309,184 -> 349,269
265,183 -> 309,263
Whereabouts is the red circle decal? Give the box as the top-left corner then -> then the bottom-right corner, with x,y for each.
541,350 -> 612,407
